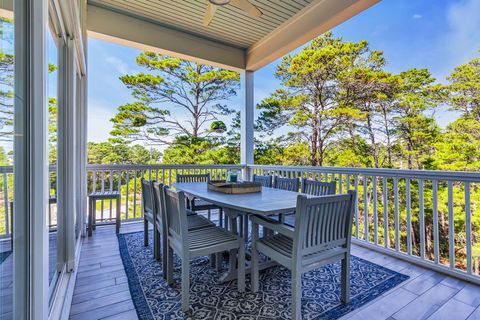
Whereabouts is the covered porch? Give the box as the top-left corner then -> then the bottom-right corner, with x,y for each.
1,0 -> 480,319
69,163 -> 480,319
70,222 -> 480,320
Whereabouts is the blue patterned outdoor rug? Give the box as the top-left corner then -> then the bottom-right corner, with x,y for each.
0,250 -> 11,265
118,231 -> 408,320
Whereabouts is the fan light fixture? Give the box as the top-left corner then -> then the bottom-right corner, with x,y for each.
209,0 -> 231,5
204,0 -> 262,26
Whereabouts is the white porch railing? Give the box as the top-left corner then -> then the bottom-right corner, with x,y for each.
0,166 -> 58,238
86,164 -> 245,222
0,163 -> 479,284
250,164 -> 480,283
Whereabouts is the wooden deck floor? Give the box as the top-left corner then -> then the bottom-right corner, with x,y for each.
0,232 -> 59,320
69,222 -> 480,320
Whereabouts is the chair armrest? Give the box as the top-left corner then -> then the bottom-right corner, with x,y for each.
250,215 -> 295,238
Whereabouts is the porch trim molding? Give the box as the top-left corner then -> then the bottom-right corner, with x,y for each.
86,4 -> 246,71
246,0 -> 381,70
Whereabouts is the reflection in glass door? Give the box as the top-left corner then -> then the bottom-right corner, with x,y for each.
0,7 -> 14,319
47,29 -> 60,293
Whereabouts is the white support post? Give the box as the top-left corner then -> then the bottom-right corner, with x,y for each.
240,70 -> 254,180
14,0 -> 49,318
65,38 -> 77,271
78,74 -> 88,239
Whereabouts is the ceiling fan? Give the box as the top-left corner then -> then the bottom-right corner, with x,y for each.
203,0 -> 263,26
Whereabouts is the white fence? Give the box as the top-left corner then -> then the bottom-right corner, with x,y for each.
250,164 -> 480,283
1,163 -> 479,284
86,164 -> 244,222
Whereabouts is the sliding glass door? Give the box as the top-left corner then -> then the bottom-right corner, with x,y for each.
47,25 -> 62,302
0,0 -> 87,317
0,4 -> 15,319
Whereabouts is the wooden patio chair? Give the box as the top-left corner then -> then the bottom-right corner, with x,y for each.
176,173 -> 221,221
250,191 -> 356,320
253,174 -> 272,187
301,178 -> 336,196
273,176 -> 300,192
151,182 -> 216,276
273,176 -> 300,224
277,178 -> 337,227
141,178 -> 155,247
164,187 -> 246,312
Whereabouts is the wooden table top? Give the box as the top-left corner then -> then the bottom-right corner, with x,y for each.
174,182 -> 308,216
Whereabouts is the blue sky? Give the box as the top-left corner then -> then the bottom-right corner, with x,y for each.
87,0 -> 480,144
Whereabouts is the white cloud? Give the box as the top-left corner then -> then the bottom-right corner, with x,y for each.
412,14 -> 422,19
104,56 -> 131,75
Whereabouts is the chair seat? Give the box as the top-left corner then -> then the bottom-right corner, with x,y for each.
259,234 -> 294,258
192,198 -> 218,211
187,214 -> 215,230
259,234 -> 347,266
188,226 -> 238,250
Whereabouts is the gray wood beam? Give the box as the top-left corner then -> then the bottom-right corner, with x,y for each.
246,0 -> 380,71
86,4 -> 246,71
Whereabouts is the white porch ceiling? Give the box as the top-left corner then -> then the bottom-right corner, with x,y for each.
88,0 -> 313,50
87,0 -> 380,71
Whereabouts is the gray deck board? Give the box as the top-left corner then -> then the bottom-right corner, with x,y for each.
70,221 -> 480,320
467,307 -> 480,320
426,299 -> 476,320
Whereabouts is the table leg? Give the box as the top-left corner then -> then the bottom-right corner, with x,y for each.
88,198 -> 92,237
219,209 -> 278,284
219,208 -> 223,228
116,195 -> 121,234
243,215 -> 249,240
93,199 -> 97,231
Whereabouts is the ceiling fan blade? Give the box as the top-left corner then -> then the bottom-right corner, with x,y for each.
231,0 -> 262,17
203,3 -> 218,26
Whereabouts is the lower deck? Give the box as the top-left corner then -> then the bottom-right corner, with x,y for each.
69,222 -> 480,320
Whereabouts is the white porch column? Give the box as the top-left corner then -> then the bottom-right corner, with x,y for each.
240,70 -> 254,179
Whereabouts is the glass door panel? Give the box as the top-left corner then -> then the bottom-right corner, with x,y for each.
0,5 -> 14,319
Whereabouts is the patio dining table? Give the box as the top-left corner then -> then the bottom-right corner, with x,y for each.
174,182 -> 309,282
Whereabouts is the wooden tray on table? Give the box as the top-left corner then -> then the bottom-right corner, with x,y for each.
207,180 -> 262,194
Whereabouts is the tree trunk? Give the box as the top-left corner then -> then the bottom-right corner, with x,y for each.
311,116 -> 319,166
406,141 -> 413,170
311,130 -> 318,166
426,225 -> 432,259
318,139 -> 324,167
366,113 -> 379,168
382,106 -> 393,167
193,86 -> 200,138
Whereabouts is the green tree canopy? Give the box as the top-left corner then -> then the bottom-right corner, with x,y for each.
447,50 -> 480,122
257,32 -> 396,166
110,52 -> 240,146
87,141 -> 161,164
393,68 -> 444,169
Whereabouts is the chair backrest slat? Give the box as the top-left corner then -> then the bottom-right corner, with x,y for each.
294,191 -> 355,257
141,178 -> 154,214
152,182 -> 165,229
176,173 -> 210,183
273,176 -> 299,192
301,178 -> 336,196
164,187 -> 188,246
253,174 -> 272,187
